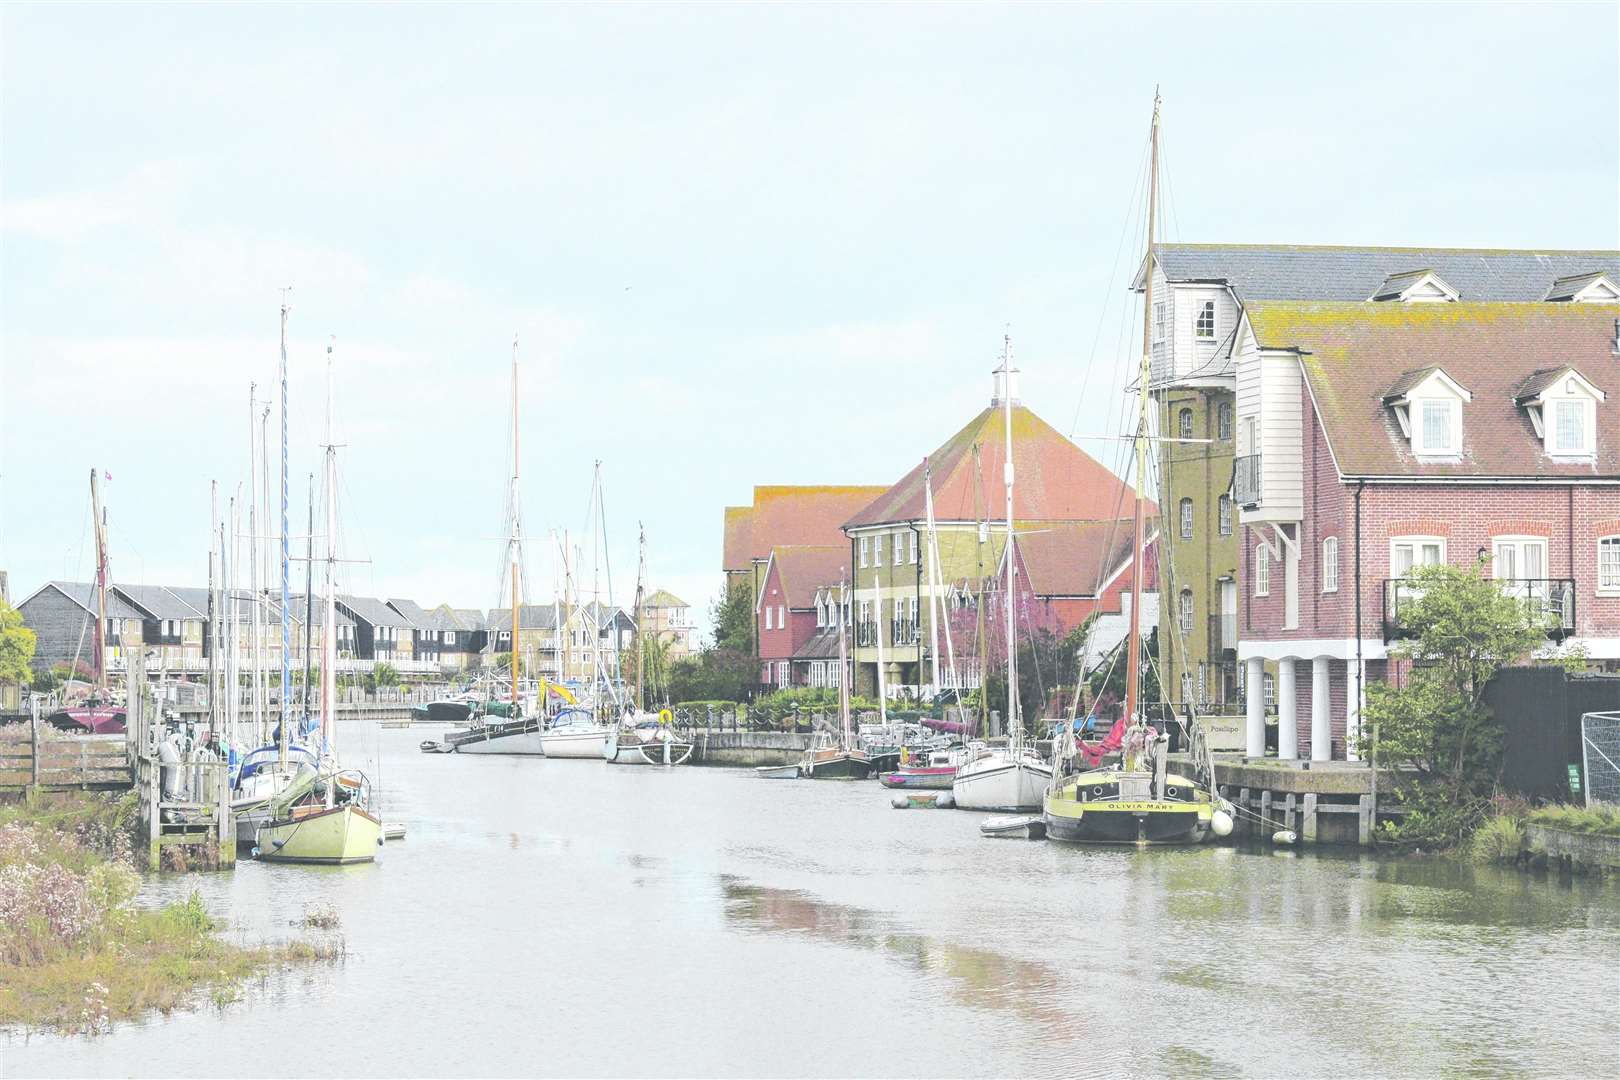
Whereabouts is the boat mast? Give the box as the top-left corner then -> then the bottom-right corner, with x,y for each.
321,339 -> 337,774
924,460 -> 941,694
998,335 -> 1020,749
633,523 -> 646,711
208,481 -> 218,733
278,296 -> 292,770
1126,90 -> 1160,727
90,468 -> 107,691
872,571 -> 887,726
510,336 -> 522,717
837,580 -> 851,750
972,442 -> 988,739
303,475 -> 315,720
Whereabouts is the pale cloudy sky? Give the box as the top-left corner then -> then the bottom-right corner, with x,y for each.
2,3 -> 1615,640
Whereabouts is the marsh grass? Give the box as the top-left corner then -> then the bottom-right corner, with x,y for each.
0,792 -> 338,1034
1527,803 -> 1620,837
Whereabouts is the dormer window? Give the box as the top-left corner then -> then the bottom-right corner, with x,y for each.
1195,300 -> 1216,339
1545,272 -> 1620,303
1384,367 -> 1472,457
1369,269 -> 1459,303
1517,367 -> 1605,459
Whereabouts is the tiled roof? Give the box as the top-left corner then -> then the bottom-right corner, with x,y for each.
113,583 -> 206,621
641,589 -> 687,609
1245,301 -> 1620,478
792,626 -> 844,661
844,403 -> 1140,528
724,486 -> 887,571
1546,272 -> 1618,302
1146,244 -> 1620,302
450,607 -> 487,631
1010,520 -> 1140,597
765,545 -> 848,609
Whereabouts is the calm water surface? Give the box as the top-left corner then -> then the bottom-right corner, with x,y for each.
6,726 -> 1619,1078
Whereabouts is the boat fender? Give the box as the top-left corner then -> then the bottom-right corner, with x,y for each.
937,792 -> 954,809
1272,829 -> 1297,846
1211,810 -> 1234,838
658,708 -> 673,726
890,794 -> 911,809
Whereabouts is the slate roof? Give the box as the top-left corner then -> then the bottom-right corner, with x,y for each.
385,598 -> 430,629
723,486 -> 887,572
763,545 -> 848,610
287,595 -> 354,628
336,595 -> 401,629
113,583 -> 207,621
844,403 -> 1143,528
492,604 -> 561,630
1514,366 -> 1588,403
792,626 -> 844,661
641,589 -> 687,610
1008,520 -> 1140,598
450,607 -> 487,631
1546,272 -> 1618,302
1244,301 -> 1620,479
1144,244 -> 1620,303
31,581 -> 147,620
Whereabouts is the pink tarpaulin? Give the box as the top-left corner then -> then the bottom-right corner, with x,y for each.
921,717 -> 973,734
1078,716 -> 1126,765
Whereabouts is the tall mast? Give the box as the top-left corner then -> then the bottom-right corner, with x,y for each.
924,460 -> 941,693
972,442 -> 988,739
633,523 -> 647,711
321,339 -> 337,767
998,335 -> 1020,748
872,571 -> 887,726
510,336 -> 521,716
278,296 -> 292,769
248,385 -> 261,744
208,480 -> 218,730
259,399 -> 272,743
1127,89 -> 1161,726
90,468 -> 107,690
837,580 -> 851,749
303,475 -> 315,718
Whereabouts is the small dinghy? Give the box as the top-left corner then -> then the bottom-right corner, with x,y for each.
755,764 -> 800,779
980,815 -> 1046,839
419,739 -> 450,754
383,822 -> 407,840
891,791 -> 955,809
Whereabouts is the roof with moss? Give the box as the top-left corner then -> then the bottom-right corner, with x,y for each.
722,485 -> 886,571
1244,301 -> 1620,478
844,401 -> 1142,528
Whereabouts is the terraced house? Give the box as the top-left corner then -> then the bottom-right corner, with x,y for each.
1231,294 -> 1619,761
1141,244 -> 1620,737
840,366 -> 1146,700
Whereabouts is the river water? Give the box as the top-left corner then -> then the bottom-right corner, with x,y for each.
5,726 -> 1618,1078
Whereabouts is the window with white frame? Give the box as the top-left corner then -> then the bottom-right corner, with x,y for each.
1218,494 -> 1233,536
1179,498 -> 1193,540
1492,536 -> 1546,583
776,661 -> 788,684
1181,671 -> 1194,703
874,534 -> 884,566
1418,399 -> 1457,454
445,631 -> 456,646
894,532 -> 904,566
1392,537 -> 1445,576
1255,542 -> 1270,596
1178,409 -> 1193,439
1217,401 -> 1233,441
1153,301 -> 1166,343
908,531 -> 918,564
763,607 -> 773,631
1599,536 -> 1620,595
1553,399 -> 1591,456
1263,672 -> 1275,708
1195,300 -> 1216,339
777,605 -> 785,627
859,536 -> 869,567
1322,537 -> 1339,593
1178,590 -> 1193,634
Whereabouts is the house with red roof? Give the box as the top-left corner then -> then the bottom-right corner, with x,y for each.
840,361 -> 1154,701
1232,299 -> 1620,762
754,545 -> 849,688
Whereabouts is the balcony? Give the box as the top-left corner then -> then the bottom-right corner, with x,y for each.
891,619 -> 918,646
856,621 -> 878,647
1383,577 -> 1576,643
1207,613 -> 1237,658
1233,455 -> 1262,507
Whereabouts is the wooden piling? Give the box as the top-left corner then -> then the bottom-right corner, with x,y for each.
1303,793 -> 1318,844
1358,794 -> 1372,847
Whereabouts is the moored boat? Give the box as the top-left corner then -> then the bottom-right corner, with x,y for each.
539,708 -> 612,759
980,815 -> 1046,839
754,763 -> 800,779
257,798 -> 382,864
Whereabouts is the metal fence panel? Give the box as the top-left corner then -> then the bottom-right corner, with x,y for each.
1581,710 -> 1620,808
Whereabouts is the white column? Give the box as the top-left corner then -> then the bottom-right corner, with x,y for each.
1277,657 -> 1298,760
1311,656 -> 1332,761
1245,656 -> 1266,758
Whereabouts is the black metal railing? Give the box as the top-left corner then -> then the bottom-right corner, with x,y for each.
856,621 -> 878,647
891,619 -> 918,646
1383,577 -> 1575,642
1233,455 -> 1262,506
1208,613 -> 1237,657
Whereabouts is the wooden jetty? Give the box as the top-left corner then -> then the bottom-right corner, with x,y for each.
1211,758 -> 1401,846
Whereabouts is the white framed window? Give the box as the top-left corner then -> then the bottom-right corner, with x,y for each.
1492,536 -> 1546,583
1218,401 -> 1233,441
1599,536 -> 1620,595
1415,398 -> 1459,455
1255,543 -> 1270,596
763,607 -> 773,631
1195,300 -> 1216,339
1153,301 -> 1166,343
1178,409 -> 1193,439
777,604 -> 785,627
859,536 -> 869,568
1263,672 -> 1276,708
1218,494 -> 1233,536
1322,537 -> 1339,593
1553,399 -> 1591,456
776,660 -> 788,684
874,534 -> 884,565
1178,590 -> 1193,634
894,532 -> 904,566
908,531 -> 918,564
1180,671 -> 1194,703
1392,537 -> 1445,577
1179,498 -> 1193,540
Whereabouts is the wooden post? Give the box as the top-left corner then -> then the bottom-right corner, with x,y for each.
1284,793 -> 1296,835
1239,788 -> 1250,838
29,697 -> 40,791
1260,789 -> 1272,832
1358,794 -> 1372,847
1303,793 -> 1318,844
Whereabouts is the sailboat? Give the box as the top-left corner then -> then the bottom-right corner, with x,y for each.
605,525 -> 694,765
800,580 -> 872,780
441,338 -> 548,755
539,463 -> 615,759
951,343 -> 1054,812
1041,91 -> 1231,846
255,334 -> 382,864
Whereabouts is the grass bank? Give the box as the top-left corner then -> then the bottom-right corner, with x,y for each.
0,791 -> 338,1034
1468,798 -> 1620,864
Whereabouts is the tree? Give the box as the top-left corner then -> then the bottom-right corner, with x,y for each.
1085,626 -> 1161,718
0,601 -> 38,688
365,662 -> 401,692
1360,561 -> 1549,847
710,582 -> 753,653
667,648 -> 757,704
627,634 -> 674,706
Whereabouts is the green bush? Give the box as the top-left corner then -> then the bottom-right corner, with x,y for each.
1469,812 -> 1525,864
1527,803 -> 1620,837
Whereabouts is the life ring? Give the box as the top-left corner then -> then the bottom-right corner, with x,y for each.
658,708 -> 673,726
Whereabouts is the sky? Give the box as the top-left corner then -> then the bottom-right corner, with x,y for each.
2,2 -> 1616,643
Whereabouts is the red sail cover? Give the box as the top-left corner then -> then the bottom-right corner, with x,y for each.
1078,716 -> 1126,765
